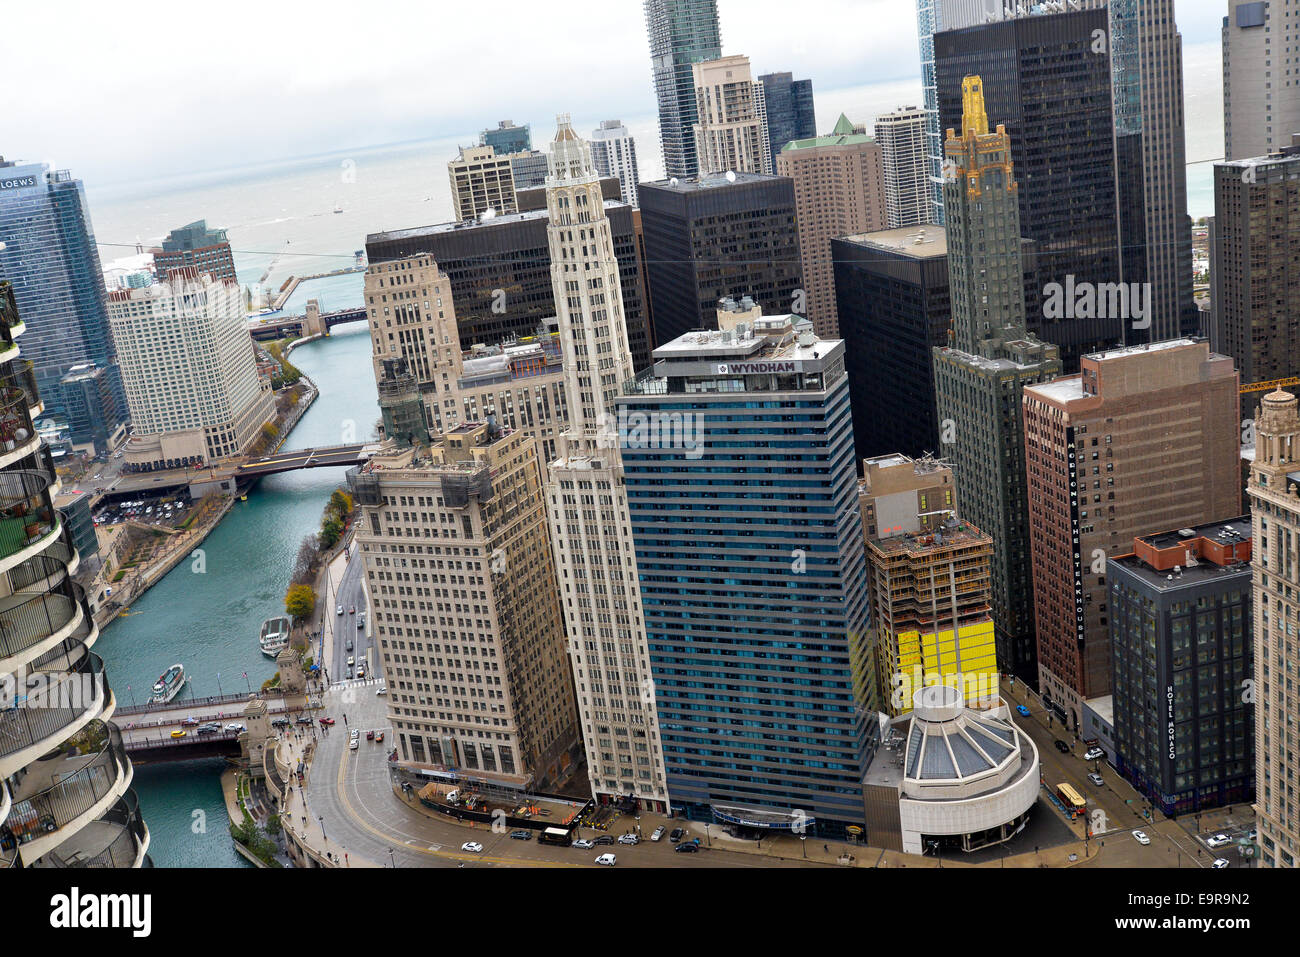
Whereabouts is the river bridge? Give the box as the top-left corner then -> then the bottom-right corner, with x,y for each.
234,443 -> 371,478
115,691 -> 310,762
249,305 -> 367,342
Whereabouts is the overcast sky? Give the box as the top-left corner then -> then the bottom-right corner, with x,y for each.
2,0 -> 1225,186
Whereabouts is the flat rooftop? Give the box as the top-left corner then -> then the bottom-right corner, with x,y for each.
1086,338 -> 1205,363
839,225 -> 947,258
1114,516 -> 1253,591
870,519 -> 990,556
367,199 -> 628,244
653,322 -> 839,364
641,171 -> 783,192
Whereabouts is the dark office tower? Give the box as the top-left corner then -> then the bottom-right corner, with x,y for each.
932,77 -> 1061,681
638,172 -> 801,346
152,220 -> 238,286
1108,0 -> 1198,342
481,120 -> 531,156
365,202 -> 653,372
645,0 -> 722,178
1109,518 -> 1254,817
833,226 -> 949,461
759,72 -> 816,169
934,5 -> 1123,372
0,160 -> 128,439
1211,142 -> 1300,387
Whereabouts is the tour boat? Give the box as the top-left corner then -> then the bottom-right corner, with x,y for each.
151,664 -> 186,704
259,616 -> 292,658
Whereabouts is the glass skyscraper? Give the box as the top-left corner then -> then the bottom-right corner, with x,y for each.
0,160 -> 127,439
644,0 -> 722,179
619,311 -> 877,837
758,72 -> 816,171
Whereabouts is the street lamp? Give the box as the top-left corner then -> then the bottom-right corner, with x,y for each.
318,815 -> 326,842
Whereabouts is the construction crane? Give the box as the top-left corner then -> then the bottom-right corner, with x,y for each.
1240,377 -> 1300,395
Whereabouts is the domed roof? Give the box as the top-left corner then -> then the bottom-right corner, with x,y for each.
903,686 -> 1020,783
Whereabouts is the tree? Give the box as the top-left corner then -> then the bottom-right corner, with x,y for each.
319,519 -> 343,550
285,583 -> 315,619
329,489 -> 352,517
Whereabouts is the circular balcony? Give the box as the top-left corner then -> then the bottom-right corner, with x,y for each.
0,379 -> 40,471
0,469 -> 57,572
1,721 -> 132,865
30,790 -> 149,868
0,652 -> 109,780
0,573 -> 89,674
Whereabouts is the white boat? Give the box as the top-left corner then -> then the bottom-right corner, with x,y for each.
259,616 -> 292,658
333,204 -> 343,214
151,663 -> 186,703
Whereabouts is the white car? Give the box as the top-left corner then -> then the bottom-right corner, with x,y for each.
347,656 -> 355,667
1206,834 -> 1231,848
462,842 -> 483,853
617,834 -> 640,845
350,728 -> 360,739
594,853 -> 617,866
376,687 -> 387,696
224,723 -> 245,733
337,605 -> 344,615
1132,830 -> 1150,845
571,838 -> 594,849
1212,859 -> 1230,869
349,739 -> 358,750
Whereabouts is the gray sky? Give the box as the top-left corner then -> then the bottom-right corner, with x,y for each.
2,0 -> 1225,185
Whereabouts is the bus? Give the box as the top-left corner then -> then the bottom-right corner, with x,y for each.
1056,782 -> 1086,818
538,827 -> 570,846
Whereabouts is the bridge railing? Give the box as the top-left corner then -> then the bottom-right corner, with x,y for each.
115,690 -> 257,716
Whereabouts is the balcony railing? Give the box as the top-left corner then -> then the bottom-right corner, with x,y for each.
0,574 -> 85,664
33,791 -> 147,868
0,652 -> 108,766
2,722 -> 127,853
0,364 -> 38,453
0,469 -> 55,561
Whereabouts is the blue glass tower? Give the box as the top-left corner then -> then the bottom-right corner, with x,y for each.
0,160 -> 127,440
618,311 -> 878,837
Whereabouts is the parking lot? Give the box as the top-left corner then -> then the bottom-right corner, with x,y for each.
94,490 -> 195,529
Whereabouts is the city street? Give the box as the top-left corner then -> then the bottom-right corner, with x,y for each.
319,542 -> 370,685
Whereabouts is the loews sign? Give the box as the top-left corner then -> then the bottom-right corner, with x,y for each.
0,175 -> 37,190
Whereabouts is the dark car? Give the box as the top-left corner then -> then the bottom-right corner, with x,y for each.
196,724 -> 221,736
1054,739 -> 1070,754
509,830 -> 533,841
271,718 -> 290,728
674,841 -> 700,853
669,827 -> 685,843
593,835 -> 615,846
295,716 -> 313,725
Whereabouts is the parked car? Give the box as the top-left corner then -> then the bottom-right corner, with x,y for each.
462,842 -> 483,853
1206,834 -> 1231,848
651,826 -> 666,842
593,835 -> 615,846
618,834 -> 640,846
1087,772 -> 1104,787
350,728 -> 360,739
674,842 -> 700,853
1053,739 -> 1070,754
366,729 -> 375,740
181,716 -> 200,726
669,827 -> 685,843
271,718 -> 290,728
571,839 -> 594,849
1132,830 -> 1150,845
337,605 -> 344,615
224,724 -> 246,733
1084,747 -> 1106,761
594,853 -> 617,866
1212,859 -> 1230,869
509,830 -> 533,841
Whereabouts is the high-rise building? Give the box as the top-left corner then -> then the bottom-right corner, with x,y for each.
347,422 -> 582,790
1109,517 -> 1254,817
365,199 -> 652,371
590,120 -> 641,207
0,280 -> 152,868
1210,142 -> 1300,386
645,0 -> 723,179
833,226 -> 948,460
758,71 -> 816,170
1023,339 -> 1242,731
481,120 -> 532,156
151,220 -> 238,286
933,5 -> 1123,371
692,55 -> 772,176
859,454 -> 996,717
621,312 -> 876,836
507,151 -> 550,191
638,172 -> 801,347
447,145 -> 518,222
542,115 -> 669,813
916,0 -> 1001,224
1108,0 -> 1198,342
776,114 -> 887,338
107,271 -> 275,471
874,107 -> 931,228
932,77 -> 1062,681
58,364 -> 119,458
1223,0 -> 1300,161
363,255 -> 569,465
0,160 -> 128,438
1248,388 -> 1300,867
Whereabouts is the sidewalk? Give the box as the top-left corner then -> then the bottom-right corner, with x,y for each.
279,733 -> 377,868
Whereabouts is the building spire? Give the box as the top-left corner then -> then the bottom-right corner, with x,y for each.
961,76 -> 989,138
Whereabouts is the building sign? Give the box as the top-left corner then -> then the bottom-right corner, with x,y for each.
716,361 -> 796,375
1066,427 -> 1085,642
0,176 -> 37,190
1166,685 -> 1176,760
